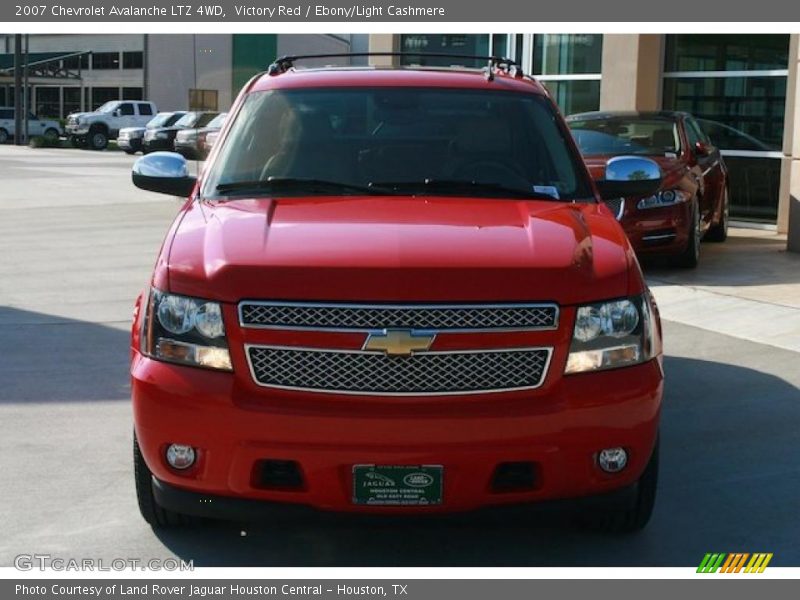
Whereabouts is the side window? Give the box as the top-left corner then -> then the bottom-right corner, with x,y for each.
138,103 -> 153,116
686,118 -> 710,146
0,109 -> 13,119
119,103 -> 135,116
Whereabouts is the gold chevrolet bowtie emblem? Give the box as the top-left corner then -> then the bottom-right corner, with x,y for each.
363,329 -> 436,357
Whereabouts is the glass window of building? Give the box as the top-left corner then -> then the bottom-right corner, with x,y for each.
532,34 -> 603,76
663,34 -> 789,222
63,54 -> 89,70
530,34 -> 603,116
92,52 -> 120,70
122,87 -> 144,100
189,89 -> 219,111
34,87 -> 60,118
665,34 -> 790,72
399,35 -> 490,67
63,87 -> 82,116
91,87 -> 120,109
122,51 -> 143,69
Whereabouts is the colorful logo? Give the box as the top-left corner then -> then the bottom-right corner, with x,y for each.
697,553 -> 773,573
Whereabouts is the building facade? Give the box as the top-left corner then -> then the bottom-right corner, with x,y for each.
370,33 -> 798,235
0,33 -> 355,117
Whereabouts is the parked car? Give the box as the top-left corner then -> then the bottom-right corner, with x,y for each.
142,111 -> 219,154
567,111 -> 729,268
118,111 -> 187,155
66,100 -> 158,150
130,54 -> 664,533
174,112 -> 227,160
0,107 -> 61,143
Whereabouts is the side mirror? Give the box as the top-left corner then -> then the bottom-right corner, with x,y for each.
595,156 -> 662,200
695,141 -> 712,156
132,152 -> 197,197
113,109 -> 121,117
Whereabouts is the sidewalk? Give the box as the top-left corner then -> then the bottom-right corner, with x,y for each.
645,228 -> 800,353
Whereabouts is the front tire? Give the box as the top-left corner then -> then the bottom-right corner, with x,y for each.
88,127 -> 108,151
0,128 -> 9,144
706,188 -> 729,243
134,433 -> 191,528
671,200 -> 700,268
43,128 -> 60,143
579,438 -> 659,534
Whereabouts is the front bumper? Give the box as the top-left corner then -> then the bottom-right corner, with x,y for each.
143,138 -> 173,152
117,137 -> 142,151
174,141 -> 201,160
66,124 -> 89,136
133,353 -> 663,515
622,201 -> 692,256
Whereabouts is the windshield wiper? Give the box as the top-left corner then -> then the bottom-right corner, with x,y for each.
368,179 -> 560,200
215,177 -> 394,197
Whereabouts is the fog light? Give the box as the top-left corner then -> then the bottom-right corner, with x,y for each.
598,447 -> 628,473
166,444 -> 196,470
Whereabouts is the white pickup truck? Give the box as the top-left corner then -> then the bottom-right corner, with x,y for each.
0,108 -> 62,144
66,100 -> 158,150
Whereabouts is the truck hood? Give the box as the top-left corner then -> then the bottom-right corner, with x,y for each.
163,196 -> 636,305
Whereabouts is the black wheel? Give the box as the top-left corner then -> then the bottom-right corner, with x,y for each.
579,438 -> 659,534
671,200 -> 700,269
0,128 -> 9,144
88,127 -> 109,150
43,128 -> 60,143
133,433 -> 191,527
705,188 -> 729,243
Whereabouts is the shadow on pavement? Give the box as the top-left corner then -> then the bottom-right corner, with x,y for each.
641,233 -> 800,289
151,355 -> 800,567
0,307 -> 131,403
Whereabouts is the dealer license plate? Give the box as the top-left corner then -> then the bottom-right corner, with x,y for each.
352,465 -> 443,506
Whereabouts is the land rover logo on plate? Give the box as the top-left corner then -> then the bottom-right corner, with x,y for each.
362,329 -> 435,357
403,472 -> 434,488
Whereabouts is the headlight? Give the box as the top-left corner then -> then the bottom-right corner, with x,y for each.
565,295 -> 658,374
637,189 -> 690,209
141,289 -> 232,371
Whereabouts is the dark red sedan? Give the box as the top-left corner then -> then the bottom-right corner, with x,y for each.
567,111 -> 729,267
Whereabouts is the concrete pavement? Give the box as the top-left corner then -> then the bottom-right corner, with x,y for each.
646,229 -> 800,353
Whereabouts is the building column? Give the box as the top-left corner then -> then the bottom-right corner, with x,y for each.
779,34 -> 800,250
367,34 -> 399,66
599,34 -> 663,112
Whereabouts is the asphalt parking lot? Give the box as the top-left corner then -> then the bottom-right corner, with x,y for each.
1,146 -> 799,567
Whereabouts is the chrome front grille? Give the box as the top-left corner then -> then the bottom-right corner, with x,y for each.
239,302 -> 558,331
246,345 -> 552,396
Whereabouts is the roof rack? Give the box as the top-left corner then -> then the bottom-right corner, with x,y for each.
266,53 -> 524,80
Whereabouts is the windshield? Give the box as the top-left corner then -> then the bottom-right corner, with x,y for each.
175,112 -> 200,128
207,113 -> 227,129
147,113 -> 175,129
202,88 -> 591,200
568,116 -> 681,156
96,101 -> 120,114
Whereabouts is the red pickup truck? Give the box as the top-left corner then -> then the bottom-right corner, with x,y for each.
130,54 -> 664,533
